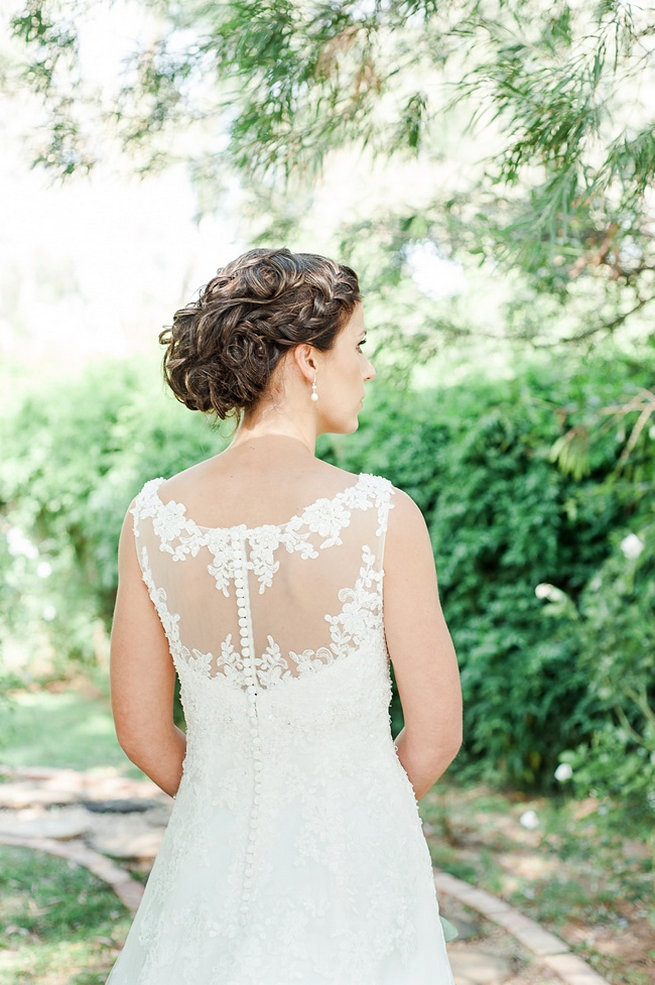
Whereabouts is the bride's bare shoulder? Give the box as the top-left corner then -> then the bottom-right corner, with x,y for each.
156,458 -> 219,499
309,459 -> 363,486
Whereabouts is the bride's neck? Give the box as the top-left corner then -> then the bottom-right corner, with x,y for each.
230,406 -> 317,456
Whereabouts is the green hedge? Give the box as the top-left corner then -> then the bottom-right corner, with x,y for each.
320,357 -> 653,797
1,352 -> 652,812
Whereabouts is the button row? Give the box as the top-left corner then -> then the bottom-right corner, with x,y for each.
240,785 -> 261,917
232,537 -> 257,696
232,533 -> 264,925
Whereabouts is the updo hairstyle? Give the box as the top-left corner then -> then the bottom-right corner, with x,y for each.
159,248 -> 361,419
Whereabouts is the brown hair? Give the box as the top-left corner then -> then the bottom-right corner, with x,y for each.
159,248 -> 361,419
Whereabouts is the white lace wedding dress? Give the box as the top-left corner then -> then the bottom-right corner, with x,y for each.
106,473 -> 455,985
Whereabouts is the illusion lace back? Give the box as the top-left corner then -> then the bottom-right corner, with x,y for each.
106,473 -> 455,985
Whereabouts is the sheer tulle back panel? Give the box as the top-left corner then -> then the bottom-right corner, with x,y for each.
134,487 -> 388,689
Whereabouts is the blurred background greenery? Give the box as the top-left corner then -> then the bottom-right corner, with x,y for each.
0,2 -> 653,981
1,353 -> 653,819
2,0 -> 653,821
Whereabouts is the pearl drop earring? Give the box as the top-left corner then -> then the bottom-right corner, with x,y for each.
311,374 -> 318,402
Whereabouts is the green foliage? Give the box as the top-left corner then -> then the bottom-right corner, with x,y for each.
556,520 -> 655,818
1,348 -> 653,814
0,361 -> 226,670
322,353 -> 651,792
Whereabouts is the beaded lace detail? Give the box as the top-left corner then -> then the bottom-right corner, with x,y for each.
131,474 -> 392,689
136,473 -> 390,584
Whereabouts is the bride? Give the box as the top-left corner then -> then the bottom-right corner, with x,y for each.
108,247 -> 461,984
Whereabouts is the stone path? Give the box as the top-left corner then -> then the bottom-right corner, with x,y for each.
0,766 -> 611,985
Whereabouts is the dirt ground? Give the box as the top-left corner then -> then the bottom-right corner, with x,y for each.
421,785 -> 654,985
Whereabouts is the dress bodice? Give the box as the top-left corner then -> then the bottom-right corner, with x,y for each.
131,472 -> 394,710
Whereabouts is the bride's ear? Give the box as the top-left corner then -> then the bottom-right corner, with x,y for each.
291,344 -> 318,384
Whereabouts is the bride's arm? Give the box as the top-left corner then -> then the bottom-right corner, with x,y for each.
110,510 -> 186,798
383,490 -> 462,800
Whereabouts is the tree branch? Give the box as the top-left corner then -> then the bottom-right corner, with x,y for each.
554,295 -> 655,345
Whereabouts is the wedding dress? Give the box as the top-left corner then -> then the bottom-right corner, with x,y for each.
106,472 -> 455,985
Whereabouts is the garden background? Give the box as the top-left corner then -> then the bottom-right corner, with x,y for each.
0,1 -> 653,983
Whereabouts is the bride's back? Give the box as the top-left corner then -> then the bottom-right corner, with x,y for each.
158,437 -> 359,531
133,440 -> 393,692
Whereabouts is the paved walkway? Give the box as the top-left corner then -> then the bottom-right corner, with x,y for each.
0,766 -> 611,985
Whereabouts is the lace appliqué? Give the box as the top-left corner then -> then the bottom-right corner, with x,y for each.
133,473 -> 392,596
291,545 -> 383,670
246,547 -> 383,688
136,545 -> 384,691
333,545 -> 382,637
205,529 -> 237,595
130,475 -> 393,692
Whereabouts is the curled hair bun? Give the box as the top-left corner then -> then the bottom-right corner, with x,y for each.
160,248 -> 360,419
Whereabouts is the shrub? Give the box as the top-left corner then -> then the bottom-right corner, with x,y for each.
323,355 -> 646,788
555,518 -> 655,827
1,348 -> 651,808
0,361 -> 225,672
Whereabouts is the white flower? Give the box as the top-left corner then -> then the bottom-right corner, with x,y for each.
535,583 -> 566,603
519,809 -> 539,830
37,561 -> 52,578
554,763 -> 573,782
620,533 -> 644,560
42,604 -> 57,622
